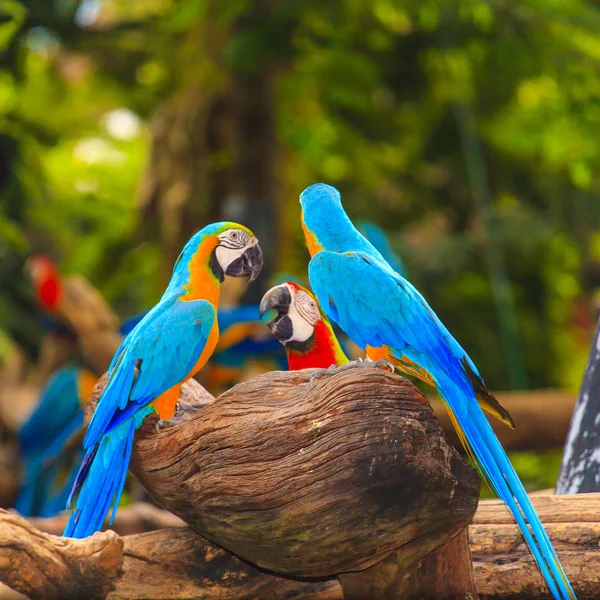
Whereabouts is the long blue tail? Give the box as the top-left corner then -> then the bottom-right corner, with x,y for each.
63,419 -> 135,538
438,376 -> 575,600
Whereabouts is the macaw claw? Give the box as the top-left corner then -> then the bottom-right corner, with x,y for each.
308,358 -> 395,388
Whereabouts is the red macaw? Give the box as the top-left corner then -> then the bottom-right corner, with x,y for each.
260,281 -> 348,370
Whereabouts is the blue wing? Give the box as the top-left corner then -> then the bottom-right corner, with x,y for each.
308,250 -> 469,382
85,296 -> 216,448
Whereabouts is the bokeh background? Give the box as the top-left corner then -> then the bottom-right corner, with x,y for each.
2,0 -> 600,490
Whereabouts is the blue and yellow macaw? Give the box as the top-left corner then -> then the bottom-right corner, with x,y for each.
63,222 -> 262,538
300,183 -> 575,600
358,221 -> 406,278
16,366 -> 97,517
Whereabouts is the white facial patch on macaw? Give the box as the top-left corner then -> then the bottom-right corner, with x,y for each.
288,287 -> 321,342
216,229 -> 254,271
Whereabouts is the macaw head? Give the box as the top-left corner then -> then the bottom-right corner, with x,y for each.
175,222 -> 264,288
259,281 -> 324,344
25,254 -> 62,311
213,223 -> 263,283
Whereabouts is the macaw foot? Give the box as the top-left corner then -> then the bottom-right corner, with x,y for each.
155,403 -> 181,431
309,358 -> 394,388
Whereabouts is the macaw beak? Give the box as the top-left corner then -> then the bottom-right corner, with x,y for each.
259,284 -> 294,342
224,240 -> 263,283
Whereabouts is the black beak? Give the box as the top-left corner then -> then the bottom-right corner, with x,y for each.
224,242 -> 264,283
259,284 -> 294,342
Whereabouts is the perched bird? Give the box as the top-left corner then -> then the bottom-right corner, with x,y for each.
260,281 -> 348,370
299,183 -> 575,600
358,221 -> 406,278
16,366 -> 97,517
63,222 -> 263,538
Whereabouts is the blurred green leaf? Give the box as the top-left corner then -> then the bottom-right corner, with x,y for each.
0,0 -> 25,51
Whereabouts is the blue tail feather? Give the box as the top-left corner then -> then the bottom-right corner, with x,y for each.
63,420 -> 136,539
438,376 -> 575,600
15,411 -> 84,517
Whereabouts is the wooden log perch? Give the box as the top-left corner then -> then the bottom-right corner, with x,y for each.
5,493 -> 600,599
471,494 -> 600,599
0,510 -> 342,600
3,367 -> 583,599
123,367 -> 480,582
27,502 -> 186,537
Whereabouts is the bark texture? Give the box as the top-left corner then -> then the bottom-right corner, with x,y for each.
127,367 -> 480,578
4,493 -> 598,599
471,494 -> 600,599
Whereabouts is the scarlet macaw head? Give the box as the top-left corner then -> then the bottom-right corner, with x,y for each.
259,281 -> 324,344
25,254 -> 62,311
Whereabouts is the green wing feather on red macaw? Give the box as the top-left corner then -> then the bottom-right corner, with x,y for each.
299,183 -> 575,600
63,222 -> 263,539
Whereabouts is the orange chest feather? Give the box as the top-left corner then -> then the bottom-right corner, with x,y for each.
301,211 -> 323,257
187,320 -> 220,380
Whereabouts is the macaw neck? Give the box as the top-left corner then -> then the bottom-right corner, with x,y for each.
163,236 -> 222,307
286,320 -> 349,370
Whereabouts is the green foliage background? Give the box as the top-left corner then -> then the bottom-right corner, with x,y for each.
2,0 -> 600,400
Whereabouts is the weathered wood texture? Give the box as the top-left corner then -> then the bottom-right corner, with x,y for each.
5,494 -> 600,599
471,493 -> 600,599
0,510 -> 342,600
0,509 -> 122,600
430,388 -> 575,453
339,529 -> 477,600
556,318 -> 600,493
125,367 -> 480,579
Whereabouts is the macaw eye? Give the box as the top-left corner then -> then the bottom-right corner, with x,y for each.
231,231 -> 238,239
309,301 -> 316,309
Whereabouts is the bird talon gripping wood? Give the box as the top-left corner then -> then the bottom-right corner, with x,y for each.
63,222 -> 263,539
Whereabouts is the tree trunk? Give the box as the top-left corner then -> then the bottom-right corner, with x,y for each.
556,318 -> 600,494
